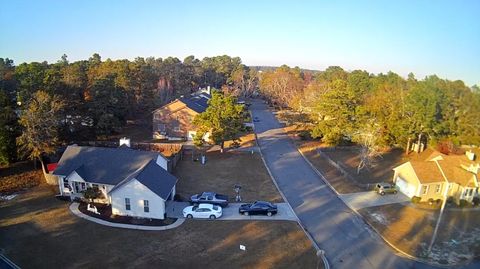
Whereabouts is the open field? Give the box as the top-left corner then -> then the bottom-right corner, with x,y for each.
359,203 -> 480,265
0,185 -> 317,269
174,151 -> 283,203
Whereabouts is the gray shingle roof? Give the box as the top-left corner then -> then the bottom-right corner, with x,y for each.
54,145 -> 164,185
178,93 -> 211,113
112,159 -> 178,200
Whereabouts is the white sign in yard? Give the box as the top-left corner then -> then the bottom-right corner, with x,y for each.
239,245 -> 246,251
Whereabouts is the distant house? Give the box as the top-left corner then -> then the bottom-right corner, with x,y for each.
53,145 -> 177,219
152,89 -> 211,141
392,150 -> 479,203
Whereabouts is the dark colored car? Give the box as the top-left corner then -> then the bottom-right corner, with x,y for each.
239,201 -> 278,216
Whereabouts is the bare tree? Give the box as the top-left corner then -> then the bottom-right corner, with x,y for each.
354,124 -> 382,174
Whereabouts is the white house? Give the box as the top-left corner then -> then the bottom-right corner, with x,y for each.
53,145 -> 177,219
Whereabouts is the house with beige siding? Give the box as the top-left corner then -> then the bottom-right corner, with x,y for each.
393,150 -> 479,203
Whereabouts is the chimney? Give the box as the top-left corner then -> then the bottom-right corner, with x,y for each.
466,150 -> 475,161
119,137 -> 131,147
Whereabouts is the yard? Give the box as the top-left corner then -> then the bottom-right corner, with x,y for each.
359,203 -> 480,265
0,185 -> 317,269
174,151 -> 283,203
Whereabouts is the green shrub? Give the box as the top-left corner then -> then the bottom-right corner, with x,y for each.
458,199 -> 469,208
83,187 -> 104,202
435,199 -> 443,205
428,198 -> 435,204
298,130 -> 311,140
472,197 -> 480,206
411,196 -> 421,203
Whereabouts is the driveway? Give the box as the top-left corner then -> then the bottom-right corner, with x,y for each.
250,99 -> 480,269
166,201 -> 296,221
339,192 -> 410,210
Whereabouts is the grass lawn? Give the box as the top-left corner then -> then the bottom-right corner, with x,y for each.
174,151 -> 283,203
359,203 -> 480,265
0,185 -> 317,269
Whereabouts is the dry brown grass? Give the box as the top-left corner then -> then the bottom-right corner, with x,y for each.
174,151 -> 283,203
0,185 -> 317,269
360,203 -> 480,265
0,171 -> 43,194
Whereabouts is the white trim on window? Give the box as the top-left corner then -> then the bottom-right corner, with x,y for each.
125,198 -> 131,211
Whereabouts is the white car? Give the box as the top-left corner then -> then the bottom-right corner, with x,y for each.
183,203 -> 222,219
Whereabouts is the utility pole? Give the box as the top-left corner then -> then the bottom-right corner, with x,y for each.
428,160 -> 450,254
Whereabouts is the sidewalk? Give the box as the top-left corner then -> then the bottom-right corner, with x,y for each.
69,202 -> 185,231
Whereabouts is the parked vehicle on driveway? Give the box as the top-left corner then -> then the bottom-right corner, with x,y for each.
183,203 -> 222,219
374,183 -> 398,195
190,192 -> 229,207
239,201 -> 278,216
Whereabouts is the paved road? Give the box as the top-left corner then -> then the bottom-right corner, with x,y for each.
166,201 -> 297,221
250,99 -> 478,269
339,192 -> 410,210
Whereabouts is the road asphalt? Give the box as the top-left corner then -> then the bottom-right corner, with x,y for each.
250,99 -> 479,269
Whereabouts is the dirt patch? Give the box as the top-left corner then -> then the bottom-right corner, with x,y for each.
174,151 -> 283,203
0,186 -> 317,269
359,203 -> 480,265
78,202 -> 177,226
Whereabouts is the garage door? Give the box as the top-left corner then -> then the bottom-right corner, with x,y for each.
395,177 -> 416,198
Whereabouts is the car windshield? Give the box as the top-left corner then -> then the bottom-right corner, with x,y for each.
212,205 -> 219,211
192,206 -> 198,211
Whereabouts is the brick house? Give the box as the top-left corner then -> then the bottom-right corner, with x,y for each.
152,91 -> 211,140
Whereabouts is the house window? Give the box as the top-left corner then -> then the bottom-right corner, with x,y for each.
157,123 -> 166,132
125,198 -> 131,211
144,200 -> 149,213
468,189 -> 473,196
422,185 -> 428,195
435,184 -> 441,193
92,184 -> 98,189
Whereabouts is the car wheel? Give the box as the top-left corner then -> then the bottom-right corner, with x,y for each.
209,215 -> 216,220
267,212 -> 272,217
187,214 -> 193,219
380,192 -> 385,196
394,190 -> 397,194
244,212 -> 249,216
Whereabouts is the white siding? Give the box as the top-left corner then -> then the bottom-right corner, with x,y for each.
67,171 -> 85,182
111,178 -> 166,219
156,155 -> 168,171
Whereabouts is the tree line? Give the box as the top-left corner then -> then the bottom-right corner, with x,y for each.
0,55 -> 258,165
259,65 -> 480,150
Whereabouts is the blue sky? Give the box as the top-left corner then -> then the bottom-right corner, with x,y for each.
1,0 -> 479,85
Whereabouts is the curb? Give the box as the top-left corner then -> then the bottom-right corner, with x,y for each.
251,107 -> 330,269
69,202 -> 185,231
296,148 -> 457,268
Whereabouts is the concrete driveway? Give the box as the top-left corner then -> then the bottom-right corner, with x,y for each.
339,191 -> 410,210
166,201 -> 297,221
